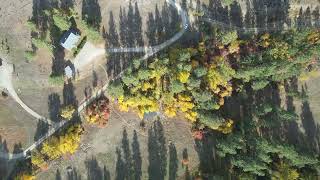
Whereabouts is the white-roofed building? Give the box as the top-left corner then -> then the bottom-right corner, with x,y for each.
64,66 -> 73,79
60,30 -> 81,51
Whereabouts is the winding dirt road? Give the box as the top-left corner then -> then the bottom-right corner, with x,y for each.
0,58 -> 51,125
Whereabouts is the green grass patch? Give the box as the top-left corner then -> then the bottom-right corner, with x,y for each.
222,0 -> 235,6
78,20 -> 103,43
26,20 -> 37,32
48,75 -> 65,86
24,51 -> 36,61
52,13 -> 71,31
32,37 -> 54,53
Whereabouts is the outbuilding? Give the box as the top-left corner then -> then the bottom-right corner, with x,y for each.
60,30 -> 81,51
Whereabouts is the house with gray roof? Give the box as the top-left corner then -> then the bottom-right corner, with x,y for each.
60,30 -> 81,51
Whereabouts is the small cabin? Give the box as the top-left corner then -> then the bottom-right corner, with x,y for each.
60,30 -> 81,51
64,66 -> 73,79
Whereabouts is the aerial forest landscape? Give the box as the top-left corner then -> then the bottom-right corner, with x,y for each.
0,0 -> 320,179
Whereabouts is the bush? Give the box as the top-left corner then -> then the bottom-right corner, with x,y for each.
53,13 -> 71,31
24,51 -> 36,61
26,20 -> 37,32
78,20 -> 102,43
73,36 -> 87,57
32,37 -> 53,53
221,31 -> 238,45
85,96 -> 110,127
108,80 -> 124,98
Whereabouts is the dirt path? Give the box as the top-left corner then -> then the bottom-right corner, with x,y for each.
0,58 -> 50,124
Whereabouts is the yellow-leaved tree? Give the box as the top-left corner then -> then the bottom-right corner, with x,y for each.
14,173 -> 35,180
31,150 -> 46,168
60,105 -> 76,120
37,124 -> 83,161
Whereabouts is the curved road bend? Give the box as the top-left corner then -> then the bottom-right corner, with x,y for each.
0,59 -> 51,125
74,0 -> 189,71
0,0 -> 189,160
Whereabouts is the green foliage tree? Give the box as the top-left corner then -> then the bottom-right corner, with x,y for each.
198,111 -> 225,130
221,31 -> 238,45
193,66 -> 207,78
170,80 -> 185,94
108,80 -> 125,98
52,11 -> 71,31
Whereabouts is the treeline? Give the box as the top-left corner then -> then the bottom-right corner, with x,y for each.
193,0 -> 320,34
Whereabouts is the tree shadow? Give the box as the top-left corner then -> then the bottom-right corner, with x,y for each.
115,128 -> 142,180
51,46 -> 66,77
201,0 -> 320,35
82,0 -> 102,30
92,70 -> 98,88
105,11 -> 121,79
0,136 -> 9,178
132,130 -> 142,180
34,120 -> 49,141
194,133 -> 231,179
56,169 -> 62,180
103,165 -> 111,180
85,156 -> 103,180
0,158 -> 8,179
67,167 -> 82,180
7,157 -> 32,180
284,78 -> 303,146
50,22 -> 66,77
48,93 -> 61,122
122,128 -> 133,179
300,84 -> 320,153
0,136 -> 9,154
63,79 -> 77,106
148,120 -> 167,180
60,0 -> 75,11
115,147 -> 125,180
168,142 -> 178,180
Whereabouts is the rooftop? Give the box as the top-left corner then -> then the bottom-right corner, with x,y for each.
60,30 -> 81,51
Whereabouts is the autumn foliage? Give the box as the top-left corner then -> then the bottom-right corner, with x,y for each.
85,96 -> 110,127
31,124 -> 83,169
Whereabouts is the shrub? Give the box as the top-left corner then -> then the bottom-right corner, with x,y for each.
78,20 -> 102,43
73,36 -> 87,57
32,37 -> 53,53
26,20 -> 37,32
221,31 -> 238,45
24,51 -> 36,61
52,13 -> 71,31
85,96 -> 110,127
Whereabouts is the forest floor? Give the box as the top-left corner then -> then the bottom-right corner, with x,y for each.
36,106 -> 199,179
